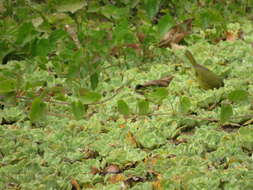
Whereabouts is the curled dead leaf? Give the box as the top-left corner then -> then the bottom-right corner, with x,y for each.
104,164 -> 121,175
226,31 -> 238,41
135,75 -> 174,90
137,32 -> 145,43
70,179 -> 81,190
158,18 -> 193,48
90,166 -> 101,175
225,29 -> 244,41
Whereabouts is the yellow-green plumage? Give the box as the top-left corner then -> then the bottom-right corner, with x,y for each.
185,50 -> 224,89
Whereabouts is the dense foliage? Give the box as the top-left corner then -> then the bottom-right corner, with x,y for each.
1,0 -> 253,189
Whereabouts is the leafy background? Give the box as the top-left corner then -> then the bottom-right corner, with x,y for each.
1,0 -> 253,189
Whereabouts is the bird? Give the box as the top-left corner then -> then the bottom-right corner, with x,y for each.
184,50 -> 224,89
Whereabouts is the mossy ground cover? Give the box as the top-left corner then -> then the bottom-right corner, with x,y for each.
1,2 -> 253,190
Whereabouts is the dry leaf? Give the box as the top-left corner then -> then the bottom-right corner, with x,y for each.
64,24 -> 81,49
226,29 -> 243,41
110,43 -> 142,58
126,131 -> 138,147
158,18 -> 193,48
135,76 -> 174,90
90,166 -> 101,175
110,46 -> 121,57
70,179 -> 81,190
104,164 -> 121,175
137,32 -> 145,43
152,180 -> 163,190
108,174 -> 125,184
226,31 -> 238,41
243,118 -> 253,126
170,43 -> 186,50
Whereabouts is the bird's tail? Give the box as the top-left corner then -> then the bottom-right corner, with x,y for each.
185,50 -> 198,67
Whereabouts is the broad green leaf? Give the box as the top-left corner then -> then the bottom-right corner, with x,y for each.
157,14 -> 175,37
106,148 -> 147,164
16,22 -> 37,45
144,0 -> 161,20
138,100 -> 149,115
179,96 -> 191,113
32,17 -> 44,28
239,127 -> 253,139
78,88 -> 101,104
57,1 -> 86,13
100,5 -> 118,19
32,38 -> 52,57
29,98 -> 47,122
238,127 -> 253,150
67,64 -> 80,79
117,100 -> 130,116
0,76 -> 17,93
90,72 -> 99,90
147,88 -> 168,104
49,29 -> 67,43
135,126 -> 166,149
228,89 -> 248,103
195,8 -> 224,28
220,103 -> 233,123
71,101 -> 87,120
113,19 -> 131,43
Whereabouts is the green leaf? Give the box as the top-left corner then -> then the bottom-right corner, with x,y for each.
228,89 -> 248,103
16,22 -> 37,45
138,100 -> 149,115
67,64 -> 80,79
144,0 -> 160,20
196,8 -> 224,28
157,14 -> 175,37
78,88 -> 101,104
113,19 -> 131,43
179,96 -> 191,113
71,101 -> 87,120
135,126 -> 166,149
147,88 -> 168,104
220,103 -> 233,123
57,1 -> 86,13
29,98 -> 47,122
239,127 -> 253,139
100,5 -> 120,20
32,38 -> 52,57
117,100 -> 130,116
238,127 -> 253,150
0,77 -> 17,94
49,29 -> 67,43
90,72 -> 99,90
